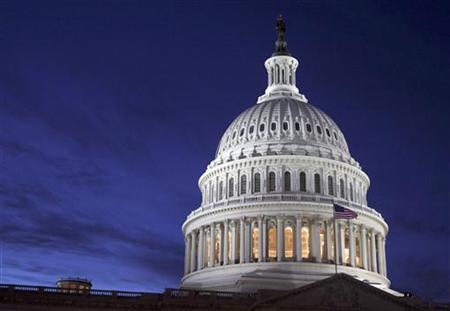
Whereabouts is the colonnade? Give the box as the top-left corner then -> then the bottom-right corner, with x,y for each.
184,215 -> 387,278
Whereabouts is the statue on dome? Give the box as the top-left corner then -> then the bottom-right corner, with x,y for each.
274,15 -> 290,56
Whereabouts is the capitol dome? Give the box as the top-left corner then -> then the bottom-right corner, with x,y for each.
181,16 -> 390,294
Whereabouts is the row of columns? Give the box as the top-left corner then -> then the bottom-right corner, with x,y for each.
184,216 -> 387,277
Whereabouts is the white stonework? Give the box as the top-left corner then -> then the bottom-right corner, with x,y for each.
181,19 -> 390,294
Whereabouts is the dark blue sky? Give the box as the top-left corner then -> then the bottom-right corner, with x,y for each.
1,0 -> 449,302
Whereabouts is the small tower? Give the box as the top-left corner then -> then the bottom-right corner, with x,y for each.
258,15 -> 307,103
56,277 -> 92,294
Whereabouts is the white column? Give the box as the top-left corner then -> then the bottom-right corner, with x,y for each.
223,220 -> 229,265
382,237 -> 387,277
370,230 -> 377,272
258,216 -> 263,262
184,236 -> 190,275
325,220 -> 332,262
231,221 -> 237,264
209,223 -> 215,267
349,221 -> 356,267
360,225 -> 368,270
239,218 -> 245,264
295,215 -> 302,262
218,223 -> 223,265
262,217 -> 267,262
197,227 -> 204,270
277,216 -> 284,262
190,231 -> 197,272
245,221 -> 251,263
338,221 -> 346,265
376,233 -> 383,275
311,219 -> 321,262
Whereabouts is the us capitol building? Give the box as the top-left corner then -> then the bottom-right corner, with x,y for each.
181,16 -> 389,294
0,16 -> 445,311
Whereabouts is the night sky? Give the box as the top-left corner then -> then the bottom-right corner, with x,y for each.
1,0 -> 449,302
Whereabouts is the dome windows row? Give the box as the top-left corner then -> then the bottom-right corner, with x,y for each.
202,169 -> 367,206
222,119 -> 341,153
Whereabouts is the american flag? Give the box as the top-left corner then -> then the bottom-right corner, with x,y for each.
334,204 -> 358,219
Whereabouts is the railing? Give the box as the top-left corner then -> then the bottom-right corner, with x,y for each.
189,194 -> 382,219
0,284 -> 257,303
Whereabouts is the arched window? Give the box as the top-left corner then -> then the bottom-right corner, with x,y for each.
276,64 -> 280,83
271,122 -> 277,131
270,67 -> 274,85
228,178 -> 234,197
340,179 -> 345,198
240,175 -> 247,195
301,226 -> 310,259
300,172 -> 306,192
268,226 -> 277,259
240,128 -> 245,136
252,226 -> 259,261
254,173 -> 261,193
314,173 -> 321,194
249,125 -> 254,134
316,125 -> 322,135
218,181 -> 223,201
349,183 -> 354,201
306,123 -> 312,133
259,123 -> 265,132
268,172 -> 276,192
326,128 -> 331,137
284,226 -> 294,258
284,171 -> 291,191
281,68 -> 285,83
295,122 -> 300,131
283,122 -> 288,131
328,176 -> 334,195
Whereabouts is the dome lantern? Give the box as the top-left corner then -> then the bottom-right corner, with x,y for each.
258,15 -> 307,104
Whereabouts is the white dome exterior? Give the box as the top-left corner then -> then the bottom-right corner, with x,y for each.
181,17 -> 390,294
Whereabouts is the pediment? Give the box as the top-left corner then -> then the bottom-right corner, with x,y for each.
251,274 -> 424,311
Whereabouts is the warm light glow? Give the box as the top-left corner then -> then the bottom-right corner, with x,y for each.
356,232 -> 361,267
252,227 -> 259,260
214,230 -> 221,265
268,227 -> 277,258
206,235 -> 211,265
227,231 -> 232,262
320,226 -> 326,261
344,227 -> 350,264
284,226 -> 293,258
301,226 -> 309,258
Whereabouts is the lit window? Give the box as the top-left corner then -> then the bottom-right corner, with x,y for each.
268,227 -> 277,258
252,227 -> 259,261
240,175 -> 247,195
316,125 -> 322,135
299,172 -> 306,192
314,173 -> 321,193
306,123 -> 312,133
254,173 -> 261,193
301,226 -> 310,259
284,226 -> 294,258
284,171 -> 291,192
328,176 -> 334,195
271,122 -> 276,131
283,122 -> 288,131
268,172 -> 276,192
